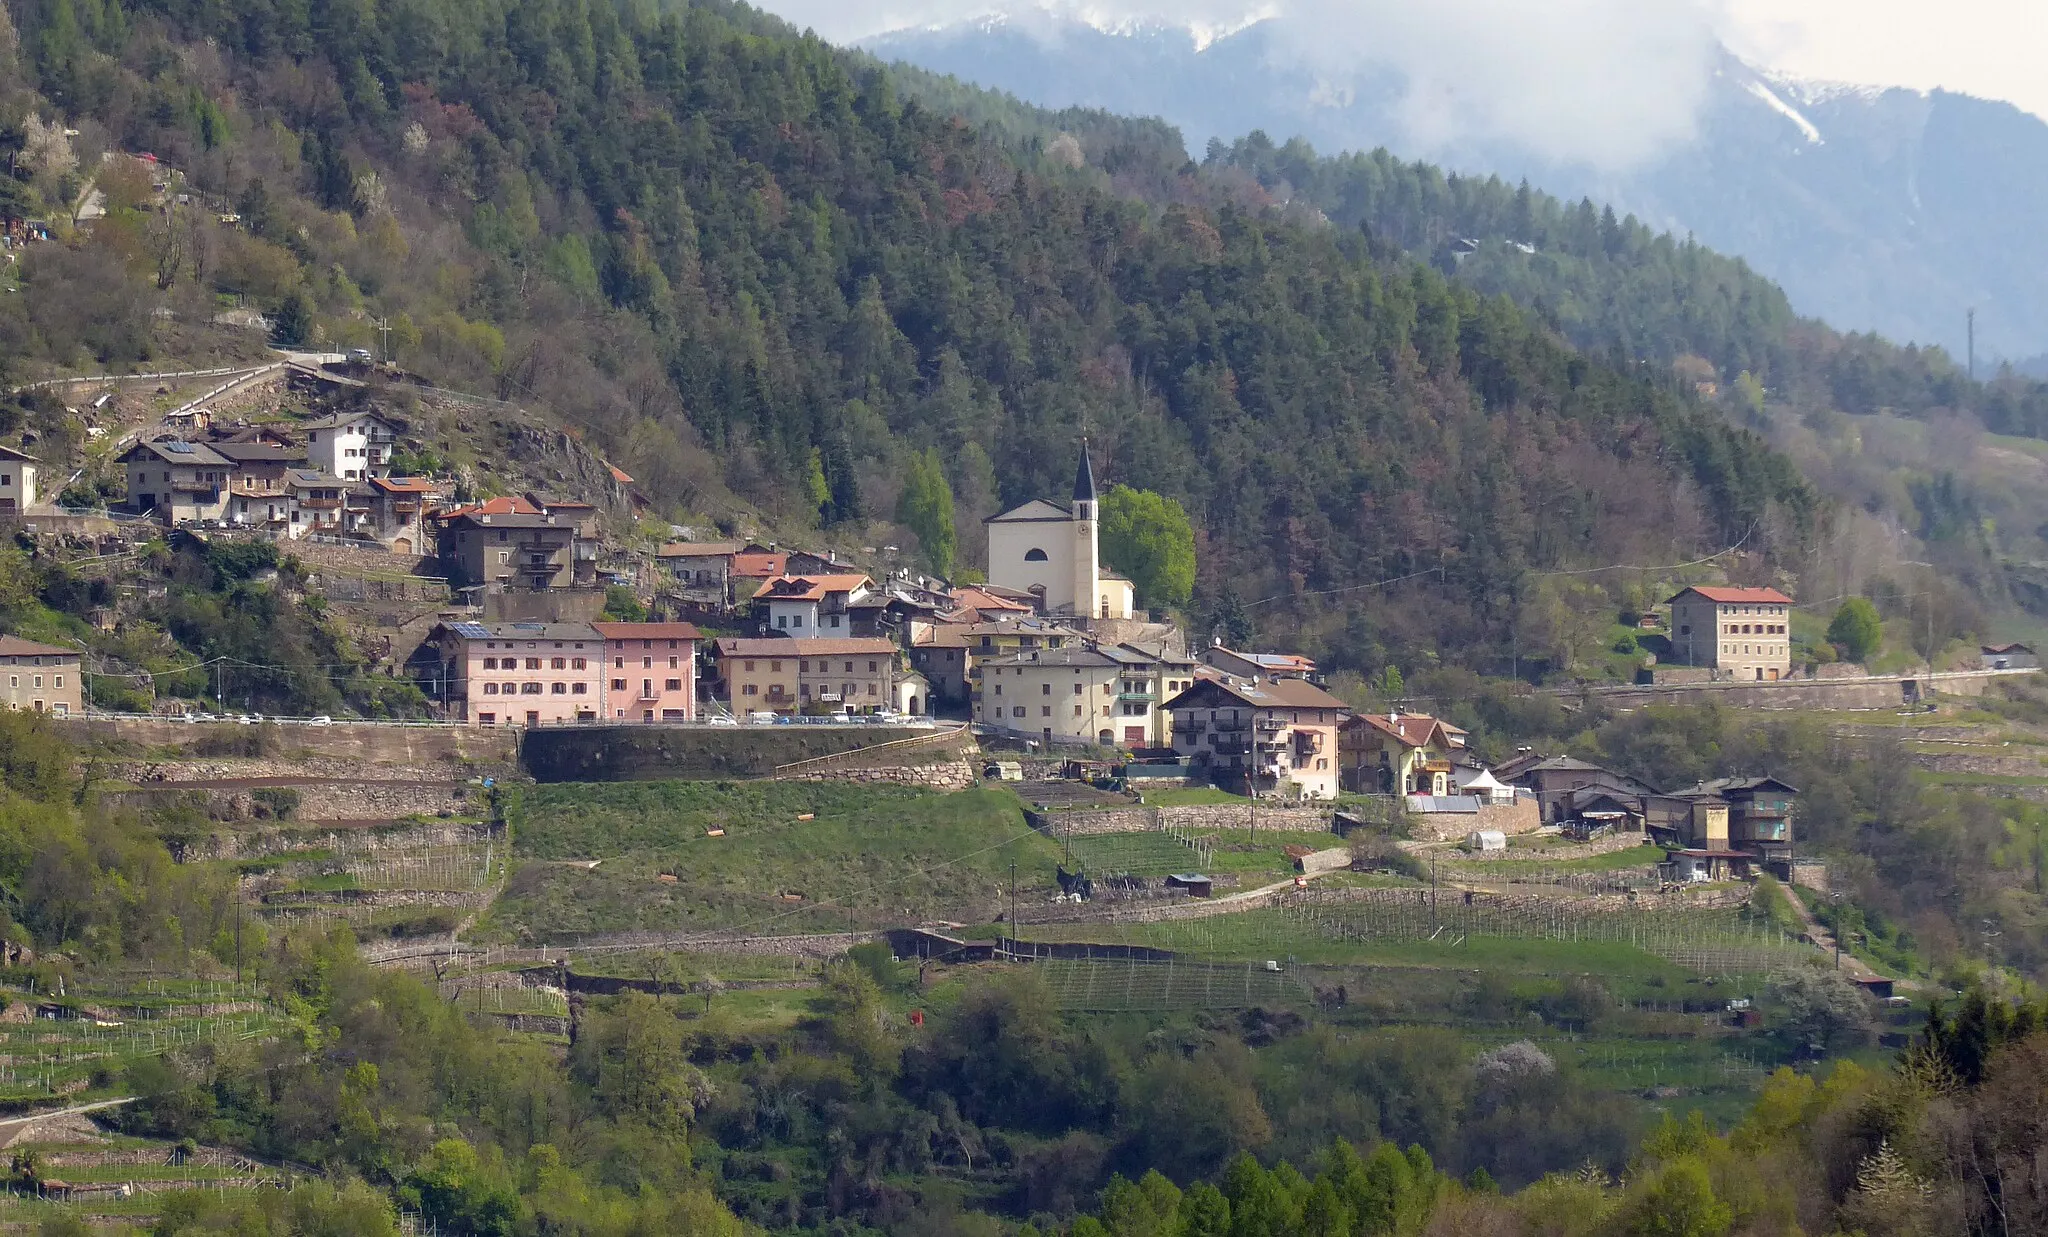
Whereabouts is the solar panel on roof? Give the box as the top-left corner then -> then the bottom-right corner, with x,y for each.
163,440 -> 194,454
452,622 -> 490,639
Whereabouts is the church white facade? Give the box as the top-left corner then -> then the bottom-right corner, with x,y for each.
984,443 -> 1136,621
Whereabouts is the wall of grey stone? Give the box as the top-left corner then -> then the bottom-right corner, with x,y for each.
1032,803 -> 1334,838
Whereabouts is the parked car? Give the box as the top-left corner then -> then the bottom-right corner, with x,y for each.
306,715 -> 333,727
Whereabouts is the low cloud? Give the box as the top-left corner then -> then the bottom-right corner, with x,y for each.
762,0 -> 1727,172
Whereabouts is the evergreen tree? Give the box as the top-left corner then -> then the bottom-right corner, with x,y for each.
897,448 -> 957,578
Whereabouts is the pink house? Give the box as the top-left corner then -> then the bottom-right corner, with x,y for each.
593,621 -> 702,722
435,621 -> 604,726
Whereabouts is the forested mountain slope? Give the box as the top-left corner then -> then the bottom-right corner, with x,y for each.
1,0 -> 1817,676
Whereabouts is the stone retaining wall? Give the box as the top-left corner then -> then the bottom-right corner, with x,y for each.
1406,799 -> 1540,842
1440,830 -> 1654,862
1033,803 -> 1334,838
107,780 -> 473,824
776,760 -> 977,791
65,717 -> 518,766
186,820 -> 496,862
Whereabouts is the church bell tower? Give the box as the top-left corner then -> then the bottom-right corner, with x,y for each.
1072,440 -> 1099,618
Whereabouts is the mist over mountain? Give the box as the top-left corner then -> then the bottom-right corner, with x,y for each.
865,14 -> 2048,367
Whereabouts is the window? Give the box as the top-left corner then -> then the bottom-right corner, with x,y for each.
994,684 -> 1003,696
572,683 -> 588,695
867,684 -> 877,695
1042,705 -> 1052,717
1013,706 -> 1025,718
1024,548 -> 1049,562
551,683 -> 567,694
572,658 -> 587,670
614,657 -> 624,669
666,679 -> 682,692
33,676 -> 41,689
52,676 -> 61,688
483,657 -> 497,670
1074,705 -> 1083,717
551,657 -> 566,670
743,684 -> 758,696
642,656 -> 652,669
844,661 -> 854,673
1042,683 -> 1051,696
525,657 -> 541,670
770,661 -> 782,672
744,661 -> 756,672
868,660 -> 878,672
612,679 -> 626,691
484,683 -> 499,695
668,656 -> 679,669
800,660 -> 811,673
522,683 -> 544,695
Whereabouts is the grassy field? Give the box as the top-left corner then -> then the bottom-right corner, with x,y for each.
478,786 -> 1061,943
507,780 -> 936,858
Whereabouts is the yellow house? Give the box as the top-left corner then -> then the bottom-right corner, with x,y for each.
1338,711 -> 1463,796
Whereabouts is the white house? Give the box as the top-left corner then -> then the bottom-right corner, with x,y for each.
0,445 -> 38,512
756,573 -> 873,634
984,442 -> 1135,621
300,411 -> 399,482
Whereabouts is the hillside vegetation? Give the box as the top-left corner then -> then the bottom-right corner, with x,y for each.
3,0 -> 1816,680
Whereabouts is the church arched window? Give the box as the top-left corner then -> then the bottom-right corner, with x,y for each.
1024,548 -> 1049,562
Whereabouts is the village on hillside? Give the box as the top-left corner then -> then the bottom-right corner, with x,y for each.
13,372 -> 2000,898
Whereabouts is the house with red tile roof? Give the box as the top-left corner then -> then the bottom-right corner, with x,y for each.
1666,585 -> 1794,681
755,573 -> 873,635
1339,711 -> 1467,796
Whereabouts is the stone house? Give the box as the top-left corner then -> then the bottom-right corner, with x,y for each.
1667,585 -> 1794,681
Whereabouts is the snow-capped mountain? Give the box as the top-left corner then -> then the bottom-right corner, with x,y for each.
866,15 -> 2048,365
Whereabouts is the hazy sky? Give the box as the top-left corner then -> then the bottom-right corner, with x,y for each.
760,0 -> 2048,125
1723,0 -> 2048,119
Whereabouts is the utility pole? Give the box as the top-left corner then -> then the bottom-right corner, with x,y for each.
372,316 -> 392,363
1967,307 -> 1976,382
1008,861 -> 1017,949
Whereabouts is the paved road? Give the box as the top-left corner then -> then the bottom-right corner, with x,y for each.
0,1097 -> 136,1148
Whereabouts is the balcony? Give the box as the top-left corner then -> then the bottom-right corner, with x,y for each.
1211,738 -> 1251,756
1117,691 -> 1154,704
1254,715 -> 1286,732
1211,719 -> 1250,734
1172,718 -> 1206,735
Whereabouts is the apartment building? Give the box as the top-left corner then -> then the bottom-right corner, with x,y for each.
121,439 -> 234,523
432,621 -> 605,725
756,573 -> 873,634
438,512 -> 583,591
594,621 -> 701,722
1667,586 -> 1794,681
1163,676 -> 1349,799
712,637 -> 899,714
0,636 -> 82,717
300,411 -> 398,481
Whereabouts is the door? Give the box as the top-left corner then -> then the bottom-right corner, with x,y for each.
525,710 -> 540,726
1124,726 -> 1145,746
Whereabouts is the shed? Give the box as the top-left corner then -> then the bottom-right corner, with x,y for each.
1165,873 -> 1214,898
1464,830 -> 1507,853
1850,975 -> 1897,1001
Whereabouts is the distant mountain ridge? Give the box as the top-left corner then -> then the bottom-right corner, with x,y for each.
865,16 -> 2048,367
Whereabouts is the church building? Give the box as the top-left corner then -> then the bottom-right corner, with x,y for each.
984,443 -> 1136,621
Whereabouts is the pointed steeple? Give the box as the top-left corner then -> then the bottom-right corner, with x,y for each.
1072,438 -> 1098,506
